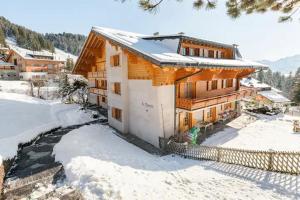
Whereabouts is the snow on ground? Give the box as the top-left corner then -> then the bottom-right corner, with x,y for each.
0,80 -> 60,99
203,113 -> 300,151
0,80 -> 30,94
0,92 -> 93,159
54,124 -> 299,200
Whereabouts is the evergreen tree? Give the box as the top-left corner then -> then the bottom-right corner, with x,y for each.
0,28 -> 6,47
59,74 -> 72,102
65,58 -> 74,71
257,70 -> 265,82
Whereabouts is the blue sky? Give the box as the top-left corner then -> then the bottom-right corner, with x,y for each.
2,0 -> 300,60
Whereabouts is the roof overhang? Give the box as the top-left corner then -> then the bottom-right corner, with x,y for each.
73,27 -> 269,74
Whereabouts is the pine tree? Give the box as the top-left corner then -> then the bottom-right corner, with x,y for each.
0,28 -> 6,47
65,58 -> 74,71
123,0 -> 300,22
257,70 -> 265,82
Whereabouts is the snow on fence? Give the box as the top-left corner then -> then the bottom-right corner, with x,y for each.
167,141 -> 300,175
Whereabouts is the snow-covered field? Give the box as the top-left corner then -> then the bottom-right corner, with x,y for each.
203,113 -> 300,151
54,124 -> 299,200
0,92 -> 93,160
0,80 -> 60,99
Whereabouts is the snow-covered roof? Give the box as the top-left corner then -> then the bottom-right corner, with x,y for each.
241,77 -> 271,89
260,91 -> 290,103
91,26 -> 268,69
6,39 -> 78,62
258,90 -> 291,103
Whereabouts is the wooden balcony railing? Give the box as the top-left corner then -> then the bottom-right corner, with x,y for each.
176,87 -> 256,110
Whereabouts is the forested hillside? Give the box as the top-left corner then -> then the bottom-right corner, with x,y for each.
0,16 -> 86,55
0,16 -> 54,52
45,33 -> 86,55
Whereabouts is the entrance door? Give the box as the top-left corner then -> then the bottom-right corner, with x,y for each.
211,107 -> 217,122
179,112 -> 190,133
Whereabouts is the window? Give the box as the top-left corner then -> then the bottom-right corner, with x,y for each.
207,109 -> 212,119
184,113 -> 189,126
190,48 -> 194,56
13,59 -> 17,65
185,47 -> 190,56
212,80 -> 218,90
111,55 -> 120,67
221,80 -> 225,88
113,82 -> 121,95
112,107 -> 122,122
224,103 -> 232,110
194,48 -> 200,56
226,79 -> 233,88
206,81 -> 209,91
200,49 -> 204,57
221,52 -> 225,59
181,47 -> 186,55
100,80 -> 107,89
208,50 -> 214,58
102,96 -> 106,103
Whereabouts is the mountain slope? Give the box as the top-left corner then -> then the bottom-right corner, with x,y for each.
0,16 -> 85,56
45,33 -> 86,56
259,54 -> 300,74
0,16 -> 54,52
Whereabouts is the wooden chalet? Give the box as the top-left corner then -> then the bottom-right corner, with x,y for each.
5,43 -> 71,81
73,27 -> 268,147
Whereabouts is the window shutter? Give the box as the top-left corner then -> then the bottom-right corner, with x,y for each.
110,56 -> 114,66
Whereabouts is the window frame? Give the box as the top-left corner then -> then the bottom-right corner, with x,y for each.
211,80 -> 218,90
111,55 -> 120,67
112,107 -> 122,122
113,82 -> 121,95
226,79 -> 233,88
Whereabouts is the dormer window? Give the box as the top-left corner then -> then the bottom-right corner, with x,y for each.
221,52 -> 225,58
180,47 -> 186,55
185,47 -> 190,56
208,50 -> 214,58
194,48 -> 200,56
190,48 -> 194,56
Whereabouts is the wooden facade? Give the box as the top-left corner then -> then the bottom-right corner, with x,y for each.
6,50 -> 63,80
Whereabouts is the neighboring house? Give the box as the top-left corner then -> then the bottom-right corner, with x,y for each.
73,27 -> 267,148
0,60 -> 18,80
241,77 -> 291,108
5,40 -> 77,81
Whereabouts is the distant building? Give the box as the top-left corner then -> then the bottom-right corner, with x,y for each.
5,40 -> 77,81
73,27 -> 267,147
241,77 -> 291,108
0,60 -> 18,80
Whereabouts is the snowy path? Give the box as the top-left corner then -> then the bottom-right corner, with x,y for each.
0,92 -> 93,160
54,124 -> 299,200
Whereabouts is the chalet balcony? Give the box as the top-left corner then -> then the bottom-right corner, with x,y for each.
88,88 -> 107,96
176,87 -> 256,111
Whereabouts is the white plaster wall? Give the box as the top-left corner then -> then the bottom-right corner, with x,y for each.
106,41 -> 129,134
128,80 -> 175,147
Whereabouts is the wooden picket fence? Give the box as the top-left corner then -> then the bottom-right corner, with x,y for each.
167,141 -> 300,175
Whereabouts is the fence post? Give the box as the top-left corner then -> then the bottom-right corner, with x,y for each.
268,151 -> 274,171
217,148 -> 221,162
